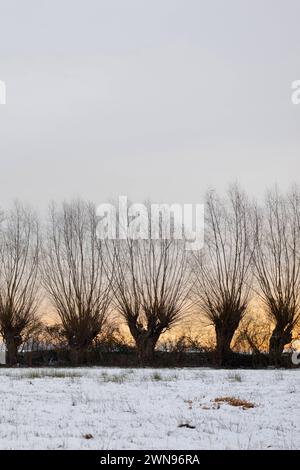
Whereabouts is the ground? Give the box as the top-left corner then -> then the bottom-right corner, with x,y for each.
0,367 -> 299,449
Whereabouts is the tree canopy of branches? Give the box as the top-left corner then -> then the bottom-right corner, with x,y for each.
42,200 -> 112,364
1,186 -> 300,367
192,186 -> 254,364
233,318 -> 272,354
111,236 -> 190,364
0,202 -> 40,365
254,188 -> 300,362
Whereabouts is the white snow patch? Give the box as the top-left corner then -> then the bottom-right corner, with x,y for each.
0,367 -> 299,449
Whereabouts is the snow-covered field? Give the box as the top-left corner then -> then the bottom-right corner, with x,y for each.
0,367 -> 299,450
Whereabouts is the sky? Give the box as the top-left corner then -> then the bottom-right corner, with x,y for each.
0,0 -> 299,210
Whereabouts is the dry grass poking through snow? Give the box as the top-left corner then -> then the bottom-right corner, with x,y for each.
214,396 -> 256,409
2,369 -> 82,380
0,367 -> 299,449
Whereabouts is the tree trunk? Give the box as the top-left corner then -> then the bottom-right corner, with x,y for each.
5,333 -> 19,366
136,333 -> 159,366
269,324 -> 292,365
215,324 -> 236,366
70,347 -> 85,366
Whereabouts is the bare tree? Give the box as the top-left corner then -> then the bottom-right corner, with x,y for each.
192,186 -> 254,364
111,235 -> 190,365
254,187 -> 300,362
0,202 -> 40,366
42,200 -> 112,364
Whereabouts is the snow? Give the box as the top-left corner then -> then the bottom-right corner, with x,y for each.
0,367 -> 299,449
0,351 -> 5,365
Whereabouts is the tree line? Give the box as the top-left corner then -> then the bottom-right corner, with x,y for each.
0,184 -> 299,366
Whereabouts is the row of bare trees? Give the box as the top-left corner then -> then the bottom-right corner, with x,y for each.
0,186 -> 299,366
192,186 -> 300,364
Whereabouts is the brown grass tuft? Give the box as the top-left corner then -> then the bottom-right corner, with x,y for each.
213,396 -> 256,409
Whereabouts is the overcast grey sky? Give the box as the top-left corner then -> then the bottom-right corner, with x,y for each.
0,0 -> 299,209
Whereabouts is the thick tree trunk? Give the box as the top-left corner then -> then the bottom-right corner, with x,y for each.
215,324 -> 236,365
70,347 -> 85,366
135,333 -> 160,366
5,333 -> 19,366
269,324 -> 292,365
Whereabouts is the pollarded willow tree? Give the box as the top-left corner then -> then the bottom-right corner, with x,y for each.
192,186 -> 255,364
42,199 -> 113,364
0,202 -> 40,366
254,187 -> 300,362
111,233 -> 191,365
